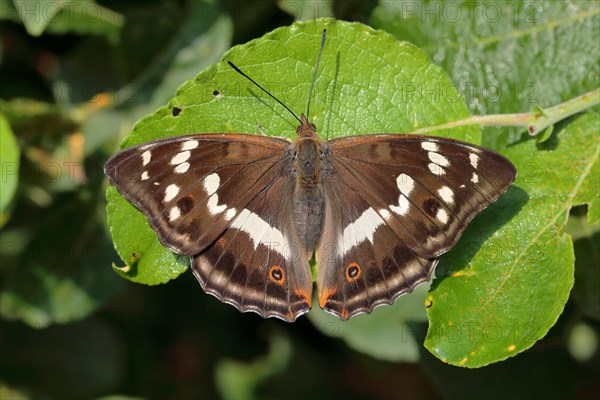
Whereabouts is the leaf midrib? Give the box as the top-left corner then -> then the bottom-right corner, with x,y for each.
465,137 -> 599,329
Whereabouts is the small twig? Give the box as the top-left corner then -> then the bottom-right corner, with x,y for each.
410,88 -> 600,137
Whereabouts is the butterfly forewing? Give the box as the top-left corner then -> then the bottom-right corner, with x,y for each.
327,135 -> 516,257
104,134 -> 290,256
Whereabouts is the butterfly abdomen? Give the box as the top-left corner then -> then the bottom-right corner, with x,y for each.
292,190 -> 325,255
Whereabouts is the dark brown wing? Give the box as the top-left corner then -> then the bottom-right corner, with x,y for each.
316,134 -> 516,319
192,174 -> 313,321
105,134 -> 290,255
106,133 -> 313,321
316,179 -> 438,320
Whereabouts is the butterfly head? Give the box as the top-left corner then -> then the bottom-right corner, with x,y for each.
296,114 -> 317,138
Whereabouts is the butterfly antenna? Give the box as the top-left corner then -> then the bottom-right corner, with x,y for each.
306,29 -> 326,118
228,61 -> 302,124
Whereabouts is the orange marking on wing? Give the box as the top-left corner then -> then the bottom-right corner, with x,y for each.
341,309 -> 349,320
287,310 -> 294,321
319,287 -> 337,308
294,288 -> 313,308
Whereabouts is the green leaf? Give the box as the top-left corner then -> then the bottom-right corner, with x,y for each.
308,283 -> 429,362
107,186 -> 188,285
0,196 -> 124,327
7,0 -> 61,36
1,0 -> 124,42
371,0 -> 600,146
107,19 -> 480,285
425,112 -> 599,367
0,113 -> 20,227
419,323 -> 578,400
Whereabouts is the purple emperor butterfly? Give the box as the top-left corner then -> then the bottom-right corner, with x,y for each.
105,30 -> 516,322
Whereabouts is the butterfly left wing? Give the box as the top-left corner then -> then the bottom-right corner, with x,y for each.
104,134 -> 291,256
192,173 -> 313,322
316,134 -> 516,319
105,133 -> 313,321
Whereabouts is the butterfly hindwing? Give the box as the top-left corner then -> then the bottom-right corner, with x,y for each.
192,174 -> 313,321
316,180 -> 438,320
105,134 -> 290,255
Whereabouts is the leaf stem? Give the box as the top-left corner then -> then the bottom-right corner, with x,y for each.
410,88 -> 600,136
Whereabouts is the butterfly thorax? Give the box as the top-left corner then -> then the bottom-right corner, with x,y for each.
292,115 -> 326,254
293,114 -> 324,188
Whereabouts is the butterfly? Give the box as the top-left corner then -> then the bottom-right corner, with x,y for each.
105,30 -> 516,322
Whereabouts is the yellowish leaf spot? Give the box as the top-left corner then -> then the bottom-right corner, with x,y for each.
470,351 -> 476,356
425,295 -> 433,308
507,345 -> 517,352
458,357 -> 468,365
452,270 -> 475,277
448,321 -> 454,326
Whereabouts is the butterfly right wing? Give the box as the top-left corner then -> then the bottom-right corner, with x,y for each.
104,134 -> 291,256
316,134 -> 516,319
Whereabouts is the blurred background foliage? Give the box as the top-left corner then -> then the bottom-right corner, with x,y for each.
0,0 -> 598,399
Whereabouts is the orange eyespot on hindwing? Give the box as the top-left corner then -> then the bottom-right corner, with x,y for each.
346,262 -> 361,283
269,265 -> 285,284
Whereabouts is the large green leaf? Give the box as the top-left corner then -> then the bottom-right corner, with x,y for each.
0,113 -> 19,227
418,322 -> 579,400
107,186 -> 188,285
107,18 -> 480,284
372,0 -> 600,146
425,112 -> 599,367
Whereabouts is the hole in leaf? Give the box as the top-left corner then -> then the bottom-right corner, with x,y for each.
172,106 -> 183,116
